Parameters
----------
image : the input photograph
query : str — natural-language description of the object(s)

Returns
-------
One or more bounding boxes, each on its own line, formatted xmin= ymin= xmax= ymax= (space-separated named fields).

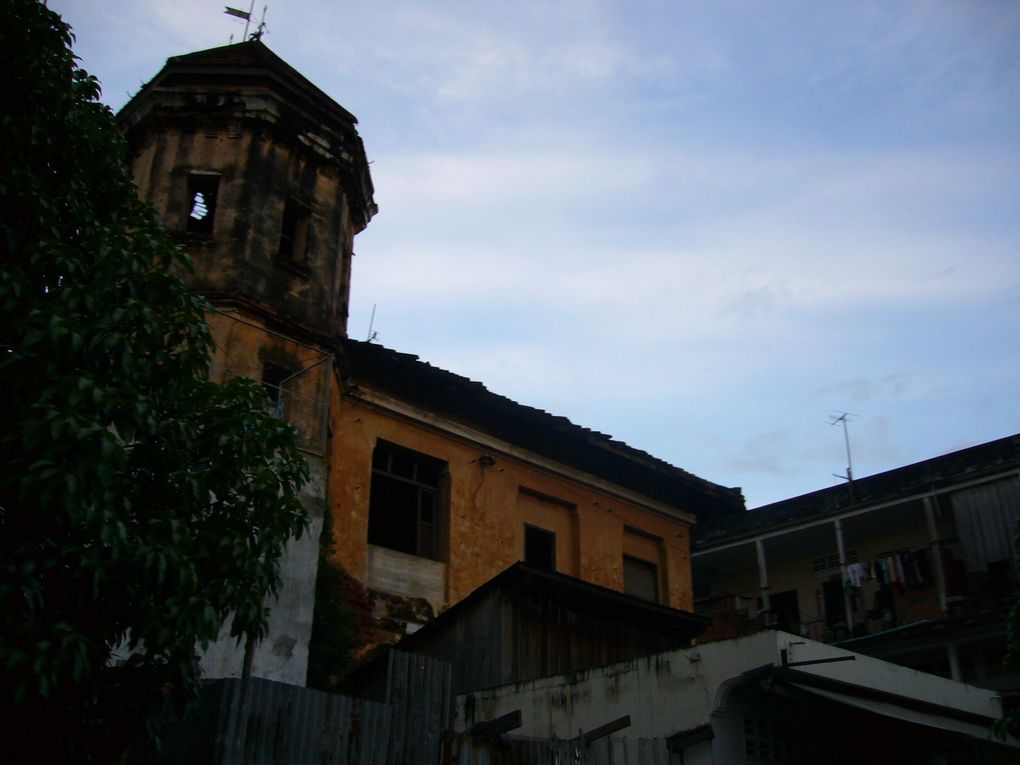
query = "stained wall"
xmin=327 ymin=391 xmax=696 ymax=622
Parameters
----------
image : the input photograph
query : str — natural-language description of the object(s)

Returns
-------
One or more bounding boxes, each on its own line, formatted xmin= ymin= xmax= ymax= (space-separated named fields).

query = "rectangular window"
xmin=524 ymin=525 xmax=556 ymax=572
xmin=368 ymin=440 xmax=445 ymax=560
xmin=277 ymin=198 xmax=310 ymax=267
xmin=811 ymin=550 xmax=857 ymax=573
xmin=185 ymin=174 xmax=219 ymax=235
xmin=623 ymin=555 xmax=659 ymax=603
xmin=260 ymin=362 xmax=291 ymax=419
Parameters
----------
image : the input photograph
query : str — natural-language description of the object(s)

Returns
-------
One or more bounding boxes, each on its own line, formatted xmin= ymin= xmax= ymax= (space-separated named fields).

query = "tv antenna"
xmin=366 ymin=304 xmax=379 ymax=343
xmin=829 ymin=412 xmax=858 ymax=497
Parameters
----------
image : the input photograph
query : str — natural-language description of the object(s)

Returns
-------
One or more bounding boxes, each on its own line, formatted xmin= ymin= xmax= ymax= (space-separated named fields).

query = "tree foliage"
xmin=0 ymin=0 xmax=310 ymax=757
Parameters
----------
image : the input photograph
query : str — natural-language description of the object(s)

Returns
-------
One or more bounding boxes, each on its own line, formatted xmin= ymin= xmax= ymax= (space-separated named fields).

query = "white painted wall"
xmin=198 ymin=455 xmax=326 ymax=686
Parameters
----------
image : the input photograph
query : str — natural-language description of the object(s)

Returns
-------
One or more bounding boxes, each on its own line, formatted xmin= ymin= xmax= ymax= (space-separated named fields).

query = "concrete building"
xmin=118 ymin=40 xmax=742 ymax=685
xmin=692 ymin=434 xmax=1020 ymax=692
xmin=454 ymin=629 xmax=1014 ymax=763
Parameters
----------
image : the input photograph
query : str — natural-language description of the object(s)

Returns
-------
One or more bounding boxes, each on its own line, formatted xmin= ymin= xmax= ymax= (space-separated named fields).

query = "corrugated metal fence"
xmin=445 ymin=735 xmax=672 ymax=764
xmin=386 ymin=649 xmax=451 ymax=764
xmin=137 ymin=650 xmax=450 ymax=764
xmin=138 ymin=650 xmax=670 ymax=764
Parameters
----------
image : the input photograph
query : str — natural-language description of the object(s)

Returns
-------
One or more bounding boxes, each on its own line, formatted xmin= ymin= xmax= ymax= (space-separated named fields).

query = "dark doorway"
xmin=769 ymin=589 xmax=800 ymax=633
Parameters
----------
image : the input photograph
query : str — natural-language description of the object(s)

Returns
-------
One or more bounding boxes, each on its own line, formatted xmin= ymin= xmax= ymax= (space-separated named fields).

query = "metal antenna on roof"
xmin=829 ymin=412 xmax=858 ymax=500
xmin=366 ymin=304 xmax=379 ymax=343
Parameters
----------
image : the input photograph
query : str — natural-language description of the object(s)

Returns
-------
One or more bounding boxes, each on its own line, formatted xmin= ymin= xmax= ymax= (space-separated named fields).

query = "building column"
xmin=925 ymin=496 xmax=948 ymax=615
xmin=834 ymin=519 xmax=854 ymax=629
xmin=947 ymin=641 xmax=962 ymax=682
xmin=755 ymin=539 xmax=770 ymax=614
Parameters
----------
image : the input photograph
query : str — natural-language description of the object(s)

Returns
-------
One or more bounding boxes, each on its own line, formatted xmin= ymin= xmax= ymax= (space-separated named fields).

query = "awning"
xmin=773 ymin=667 xmax=1004 ymax=744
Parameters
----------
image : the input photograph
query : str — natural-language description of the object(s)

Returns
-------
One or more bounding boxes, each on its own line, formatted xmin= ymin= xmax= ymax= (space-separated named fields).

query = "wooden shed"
xmin=352 ymin=562 xmax=709 ymax=699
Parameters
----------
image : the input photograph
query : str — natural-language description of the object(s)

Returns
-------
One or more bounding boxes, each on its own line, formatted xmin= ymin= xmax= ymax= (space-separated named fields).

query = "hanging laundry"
xmin=846 ymin=562 xmax=867 ymax=588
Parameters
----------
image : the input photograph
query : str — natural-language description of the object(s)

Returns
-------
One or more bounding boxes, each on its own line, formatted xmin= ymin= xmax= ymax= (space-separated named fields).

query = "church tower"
xmin=118 ymin=41 xmax=376 ymax=685
xmin=119 ymin=40 xmax=376 ymax=342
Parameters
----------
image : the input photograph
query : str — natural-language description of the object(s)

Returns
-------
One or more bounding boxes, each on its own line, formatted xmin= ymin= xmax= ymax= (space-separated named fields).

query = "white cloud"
xmin=49 ymin=0 xmax=1020 ymax=506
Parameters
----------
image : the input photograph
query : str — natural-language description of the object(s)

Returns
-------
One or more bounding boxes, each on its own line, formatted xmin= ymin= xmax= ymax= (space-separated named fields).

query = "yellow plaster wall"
xmin=517 ymin=490 xmax=579 ymax=577
xmin=329 ymin=394 xmax=696 ymax=612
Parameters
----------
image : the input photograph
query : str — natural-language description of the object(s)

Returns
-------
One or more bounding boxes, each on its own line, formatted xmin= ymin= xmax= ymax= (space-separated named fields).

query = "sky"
xmin=52 ymin=0 xmax=1020 ymax=508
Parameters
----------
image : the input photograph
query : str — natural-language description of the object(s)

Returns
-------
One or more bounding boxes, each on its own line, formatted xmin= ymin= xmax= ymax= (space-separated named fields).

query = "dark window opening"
xmin=186 ymin=174 xmax=219 ymax=235
xmin=261 ymin=362 xmax=291 ymax=418
xmin=623 ymin=555 xmax=659 ymax=603
xmin=823 ymin=578 xmax=844 ymax=622
xmin=277 ymin=199 xmax=310 ymax=267
xmin=524 ymin=525 xmax=556 ymax=572
xmin=368 ymin=440 xmax=445 ymax=560
xmin=768 ymin=589 xmax=800 ymax=633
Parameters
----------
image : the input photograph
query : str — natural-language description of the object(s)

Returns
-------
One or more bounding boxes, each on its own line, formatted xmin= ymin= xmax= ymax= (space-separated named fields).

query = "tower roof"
xmin=159 ymin=40 xmax=360 ymax=127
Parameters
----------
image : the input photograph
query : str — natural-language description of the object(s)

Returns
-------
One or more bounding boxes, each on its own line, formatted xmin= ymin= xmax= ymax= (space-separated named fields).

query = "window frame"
xmin=523 ymin=524 xmax=557 ymax=572
xmin=623 ymin=554 xmax=660 ymax=604
xmin=367 ymin=440 xmax=446 ymax=561
xmin=276 ymin=197 xmax=311 ymax=274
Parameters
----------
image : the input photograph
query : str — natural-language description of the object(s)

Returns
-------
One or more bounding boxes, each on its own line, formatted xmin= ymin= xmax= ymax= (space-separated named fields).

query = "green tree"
xmin=0 ymin=0 xmax=310 ymax=758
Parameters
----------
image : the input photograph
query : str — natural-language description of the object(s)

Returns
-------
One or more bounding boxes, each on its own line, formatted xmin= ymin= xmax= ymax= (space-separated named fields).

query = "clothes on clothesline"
xmin=844 ymin=549 xmax=931 ymax=589
xmin=845 ymin=562 xmax=867 ymax=588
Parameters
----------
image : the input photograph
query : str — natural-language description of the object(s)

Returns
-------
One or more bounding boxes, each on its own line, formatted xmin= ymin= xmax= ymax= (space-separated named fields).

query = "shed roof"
xmin=400 ymin=562 xmax=711 ymax=648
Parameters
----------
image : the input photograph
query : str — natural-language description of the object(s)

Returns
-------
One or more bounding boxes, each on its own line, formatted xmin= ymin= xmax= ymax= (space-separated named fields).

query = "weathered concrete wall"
xmin=328 ymin=392 xmax=696 ymax=622
xmin=198 ymin=455 xmax=325 ymax=686
xmin=126 ymin=103 xmax=357 ymax=340
xmin=195 ymin=312 xmax=331 ymax=686
xmin=455 ymin=630 xmax=1007 ymax=763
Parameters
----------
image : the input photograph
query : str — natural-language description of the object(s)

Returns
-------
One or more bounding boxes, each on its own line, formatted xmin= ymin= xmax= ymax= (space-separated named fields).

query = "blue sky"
xmin=53 ymin=0 xmax=1020 ymax=508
